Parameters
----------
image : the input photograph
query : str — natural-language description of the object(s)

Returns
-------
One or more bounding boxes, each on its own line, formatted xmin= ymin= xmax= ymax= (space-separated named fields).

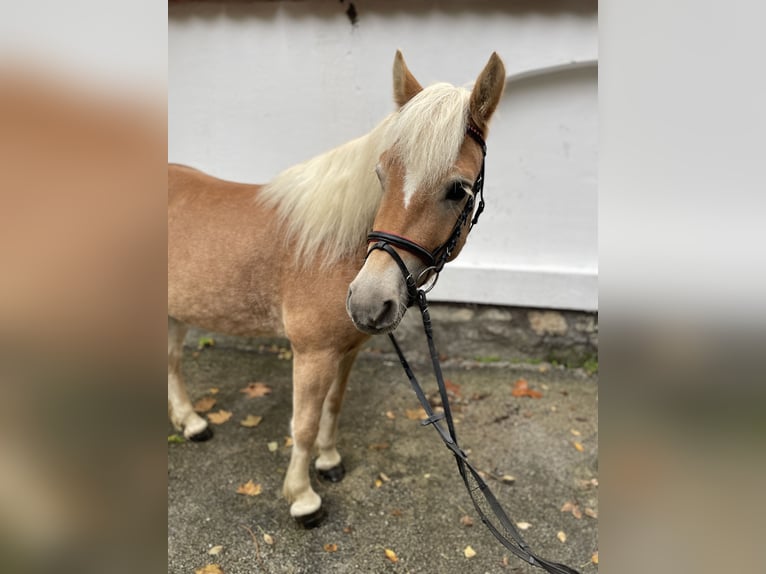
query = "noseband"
xmin=366 ymin=124 xmax=487 ymax=305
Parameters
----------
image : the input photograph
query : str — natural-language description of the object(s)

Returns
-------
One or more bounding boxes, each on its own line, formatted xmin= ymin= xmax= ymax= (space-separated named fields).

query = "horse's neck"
xmin=262 ymin=114 xmax=396 ymax=267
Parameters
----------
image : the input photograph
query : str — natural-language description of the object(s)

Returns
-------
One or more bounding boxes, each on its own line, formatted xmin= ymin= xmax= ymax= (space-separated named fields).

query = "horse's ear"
xmin=469 ymin=52 xmax=506 ymax=134
xmin=393 ymin=50 xmax=423 ymax=108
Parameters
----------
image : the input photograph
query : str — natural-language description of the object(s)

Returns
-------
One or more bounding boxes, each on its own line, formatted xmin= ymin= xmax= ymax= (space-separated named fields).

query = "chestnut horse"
xmin=168 ymin=51 xmax=505 ymax=526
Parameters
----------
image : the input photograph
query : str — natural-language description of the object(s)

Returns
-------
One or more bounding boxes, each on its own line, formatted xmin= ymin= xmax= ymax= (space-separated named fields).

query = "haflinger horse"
xmin=168 ymin=51 xmax=505 ymax=527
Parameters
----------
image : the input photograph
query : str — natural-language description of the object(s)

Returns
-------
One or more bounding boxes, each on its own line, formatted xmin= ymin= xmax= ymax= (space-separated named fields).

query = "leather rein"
xmin=365 ymin=125 xmax=582 ymax=574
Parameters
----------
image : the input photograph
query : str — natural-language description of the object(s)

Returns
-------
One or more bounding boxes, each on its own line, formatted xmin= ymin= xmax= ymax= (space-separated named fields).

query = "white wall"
xmin=169 ymin=0 xmax=598 ymax=311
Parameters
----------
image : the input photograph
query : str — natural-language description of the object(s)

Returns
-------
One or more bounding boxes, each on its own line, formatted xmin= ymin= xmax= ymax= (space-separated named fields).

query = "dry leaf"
xmin=592 ymin=551 xmax=599 ymax=564
xmin=573 ymin=441 xmax=585 ymax=452
xmin=374 ymin=479 xmax=382 ymax=488
xmin=239 ymin=415 xmax=263 ymax=428
xmin=390 ymin=509 xmax=402 ymax=517
xmin=501 ymin=474 xmax=516 ymax=484
xmin=209 ymin=387 xmax=220 ymax=395
xmin=195 ymin=565 xmax=224 ymax=574
xmin=584 ymin=507 xmax=598 ymax=519
xmin=405 ymin=407 xmax=428 ymax=420
xmin=343 ymin=526 xmax=353 ymax=533
xmin=194 ymin=396 xmax=217 ymax=413
xmin=267 ymin=441 xmax=278 ymax=452
xmin=240 ymin=382 xmax=272 ymax=399
xmin=236 ymin=480 xmax=262 ymax=496
xmin=464 ymin=545 xmax=476 ymax=558
xmin=444 ymin=379 xmax=462 ymax=396
xmin=460 ymin=515 xmax=474 ymax=527
xmin=284 ymin=436 xmax=293 ymax=447
xmin=263 ymin=533 xmax=274 ymax=545
xmin=502 ymin=555 xmax=510 ymax=567
xmin=516 ymin=522 xmax=531 ymax=530
xmin=208 ymin=546 xmax=223 ymax=556
xmin=384 ymin=548 xmax=398 ymax=563
xmin=368 ymin=442 xmax=390 ymax=450
xmin=323 ymin=543 xmax=338 ymax=553
xmin=379 ymin=472 xmax=390 ymax=482
xmin=511 ymin=379 xmax=543 ymax=399
xmin=570 ymin=429 xmax=581 ymax=436
xmin=557 ymin=531 xmax=567 ymax=543
xmin=385 ymin=410 xmax=396 ymax=420
xmin=561 ymin=501 xmax=583 ymax=519
xmin=207 ymin=410 xmax=233 ymax=425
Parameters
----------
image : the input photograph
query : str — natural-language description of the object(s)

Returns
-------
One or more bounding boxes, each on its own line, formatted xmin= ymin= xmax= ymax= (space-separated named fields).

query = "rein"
xmin=366 ymin=126 xmax=582 ymax=574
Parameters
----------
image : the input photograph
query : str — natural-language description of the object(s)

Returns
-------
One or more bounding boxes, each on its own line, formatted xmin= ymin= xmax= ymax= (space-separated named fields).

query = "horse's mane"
xmin=258 ymin=83 xmax=470 ymax=267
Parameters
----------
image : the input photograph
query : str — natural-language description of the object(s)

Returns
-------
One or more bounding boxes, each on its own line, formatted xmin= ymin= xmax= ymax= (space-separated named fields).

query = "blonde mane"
xmin=258 ymin=82 xmax=471 ymax=267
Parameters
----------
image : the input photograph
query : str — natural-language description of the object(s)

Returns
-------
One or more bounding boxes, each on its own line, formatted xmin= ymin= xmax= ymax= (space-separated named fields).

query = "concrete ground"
xmin=168 ymin=336 xmax=598 ymax=574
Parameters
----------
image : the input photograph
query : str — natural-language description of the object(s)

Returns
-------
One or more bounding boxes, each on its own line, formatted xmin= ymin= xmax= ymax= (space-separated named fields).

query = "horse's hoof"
xmin=317 ymin=463 xmax=346 ymax=483
xmin=294 ymin=507 xmax=325 ymax=529
xmin=188 ymin=426 xmax=214 ymax=442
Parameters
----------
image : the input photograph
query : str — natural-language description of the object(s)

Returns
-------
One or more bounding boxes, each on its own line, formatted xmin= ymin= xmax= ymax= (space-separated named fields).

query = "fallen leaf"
xmin=464 ymin=545 xmax=476 ymax=558
xmin=384 ymin=548 xmax=398 ymax=563
xmin=236 ymin=480 xmax=262 ymax=496
xmin=511 ymin=379 xmax=543 ymax=399
xmin=557 ymin=531 xmax=567 ymax=543
xmin=208 ymin=545 xmax=223 ymax=556
xmin=368 ymin=442 xmax=390 ymax=450
xmin=460 ymin=515 xmax=474 ymax=527
xmin=516 ymin=522 xmax=531 ymax=530
xmin=239 ymin=415 xmax=263 ymax=428
xmin=343 ymin=526 xmax=353 ymax=533
xmin=323 ymin=543 xmax=338 ymax=553
xmin=263 ymin=533 xmax=274 ymax=545
xmin=167 ymin=434 xmax=185 ymax=444
xmin=570 ymin=429 xmax=582 ymax=436
xmin=385 ymin=411 xmax=396 ymax=419
xmin=374 ymin=479 xmax=382 ymax=488
xmin=573 ymin=441 xmax=585 ymax=452
xmin=240 ymin=382 xmax=272 ymax=398
xmin=584 ymin=507 xmax=598 ymax=519
xmin=195 ymin=565 xmax=223 ymax=574
xmin=378 ymin=472 xmax=390 ymax=483
xmin=284 ymin=436 xmax=293 ymax=447
xmin=501 ymin=474 xmax=516 ymax=484
xmin=444 ymin=379 xmax=462 ymax=396
xmin=405 ymin=407 xmax=428 ymax=420
xmin=592 ymin=551 xmax=599 ymax=564
xmin=561 ymin=501 xmax=583 ymax=519
xmin=197 ymin=337 xmax=215 ymax=350
xmin=267 ymin=441 xmax=278 ymax=452
xmin=390 ymin=509 xmax=402 ymax=517
xmin=194 ymin=396 xmax=217 ymax=413
xmin=207 ymin=410 xmax=233 ymax=425
xmin=502 ymin=555 xmax=510 ymax=567
xmin=209 ymin=387 xmax=220 ymax=395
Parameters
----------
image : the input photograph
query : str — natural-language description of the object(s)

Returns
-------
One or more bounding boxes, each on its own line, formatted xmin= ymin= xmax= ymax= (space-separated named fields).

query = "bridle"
xmin=363 ymin=124 xmax=583 ymax=574
xmin=366 ymin=123 xmax=487 ymax=306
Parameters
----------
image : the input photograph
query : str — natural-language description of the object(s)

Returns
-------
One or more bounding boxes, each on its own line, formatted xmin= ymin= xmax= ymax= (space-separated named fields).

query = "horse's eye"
xmin=445 ymin=181 xmax=467 ymax=201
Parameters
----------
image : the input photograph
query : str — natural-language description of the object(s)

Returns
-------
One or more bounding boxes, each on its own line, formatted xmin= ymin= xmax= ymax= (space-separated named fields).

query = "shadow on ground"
xmin=168 ymin=340 xmax=598 ymax=574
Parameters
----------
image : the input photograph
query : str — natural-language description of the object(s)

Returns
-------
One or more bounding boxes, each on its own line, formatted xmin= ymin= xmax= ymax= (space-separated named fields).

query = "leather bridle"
xmin=364 ymin=123 xmax=583 ymax=574
xmin=366 ymin=124 xmax=487 ymax=305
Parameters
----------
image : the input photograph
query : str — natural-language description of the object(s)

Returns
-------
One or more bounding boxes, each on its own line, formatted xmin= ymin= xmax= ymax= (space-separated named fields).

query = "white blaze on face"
xmin=402 ymin=169 xmax=421 ymax=209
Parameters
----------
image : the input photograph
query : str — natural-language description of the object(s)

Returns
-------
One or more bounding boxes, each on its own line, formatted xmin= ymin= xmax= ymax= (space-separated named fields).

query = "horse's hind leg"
xmin=168 ymin=316 xmax=212 ymax=441
xmin=314 ymin=348 xmax=360 ymax=483
xmin=283 ymin=348 xmax=340 ymax=528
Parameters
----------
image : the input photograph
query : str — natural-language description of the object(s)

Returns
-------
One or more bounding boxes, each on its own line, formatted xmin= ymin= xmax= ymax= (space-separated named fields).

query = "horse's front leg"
xmin=283 ymin=348 xmax=340 ymax=528
xmin=314 ymin=349 xmax=359 ymax=482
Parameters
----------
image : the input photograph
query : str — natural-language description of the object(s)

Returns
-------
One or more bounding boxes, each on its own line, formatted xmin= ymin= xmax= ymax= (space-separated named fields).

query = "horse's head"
xmin=347 ymin=51 xmax=505 ymax=334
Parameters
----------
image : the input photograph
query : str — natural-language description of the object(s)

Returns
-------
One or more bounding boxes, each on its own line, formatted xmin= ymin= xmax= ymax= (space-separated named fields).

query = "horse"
xmin=168 ymin=51 xmax=505 ymax=527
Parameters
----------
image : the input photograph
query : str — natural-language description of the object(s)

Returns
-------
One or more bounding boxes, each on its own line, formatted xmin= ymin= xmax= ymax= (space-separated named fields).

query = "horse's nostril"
xmin=374 ymin=299 xmax=395 ymax=324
